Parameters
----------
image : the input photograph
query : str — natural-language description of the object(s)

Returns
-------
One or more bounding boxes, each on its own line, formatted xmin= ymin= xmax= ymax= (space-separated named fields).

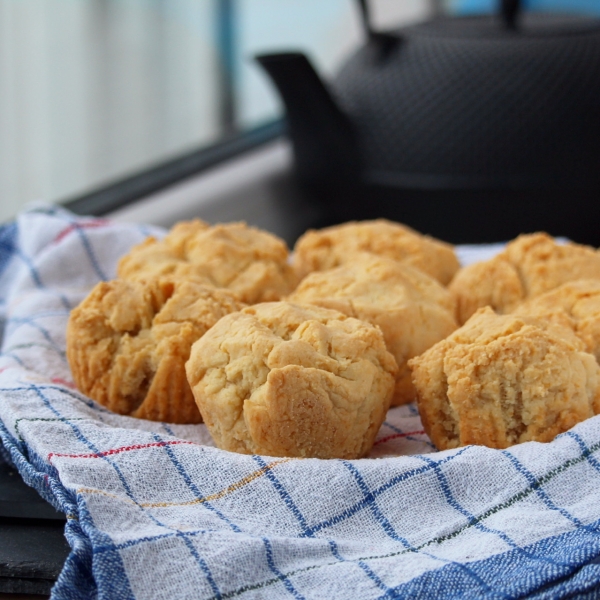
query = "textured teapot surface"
xmin=332 ymin=13 xmax=600 ymax=190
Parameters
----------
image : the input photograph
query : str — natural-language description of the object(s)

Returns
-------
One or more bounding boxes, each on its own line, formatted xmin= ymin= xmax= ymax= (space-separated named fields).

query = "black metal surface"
xmin=0 ymin=463 xmax=68 ymax=595
xmin=500 ymin=0 xmax=522 ymax=29
xmin=334 ymin=13 xmax=600 ymax=189
xmin=260 ymin=12 xmax=600 ymax=246
xmin=63 ymin=119 xmax=285 ymax=218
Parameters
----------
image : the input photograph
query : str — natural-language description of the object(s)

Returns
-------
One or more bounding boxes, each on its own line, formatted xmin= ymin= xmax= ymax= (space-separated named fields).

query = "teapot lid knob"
xmin=500 ymin=0 xmax=522 ymax=30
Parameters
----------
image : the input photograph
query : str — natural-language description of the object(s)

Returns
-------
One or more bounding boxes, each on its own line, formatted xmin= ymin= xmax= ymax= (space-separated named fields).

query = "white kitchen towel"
xmin=1 ymin=205 xmax=599 ymax=599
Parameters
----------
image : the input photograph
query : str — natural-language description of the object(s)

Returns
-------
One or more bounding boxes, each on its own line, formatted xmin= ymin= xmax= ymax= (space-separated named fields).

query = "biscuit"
xmin=185 ymin=302 xmax=398 ymax=458
xmin=287 ymin=254 xmax=458 ymax=405
xmin=515 ymin=279 xmax=600 ymax=363
xmin=449 ymin=233 xmax=600 ymax=324
xmin=118 ymin=219 xmax=298 ymax=304
xmin=449 ymin=257 xmax=525 ymax=326
xmin=293 ymin=219 xmax=460 ymax=285
xmin=409 ymin=307 xmax=600 ymax=450
xmin=67 ymin=278 xmax=245 ymax=423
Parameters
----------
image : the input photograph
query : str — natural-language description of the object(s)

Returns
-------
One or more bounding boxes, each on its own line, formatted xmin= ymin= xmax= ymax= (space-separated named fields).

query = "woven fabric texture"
xmin=0 ymin=206 xmax=599 ymax=600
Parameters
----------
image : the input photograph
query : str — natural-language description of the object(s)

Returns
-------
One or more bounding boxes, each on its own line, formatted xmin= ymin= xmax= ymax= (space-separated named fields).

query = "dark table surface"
xmin=0 ymin=462 xmax=70 ymax=596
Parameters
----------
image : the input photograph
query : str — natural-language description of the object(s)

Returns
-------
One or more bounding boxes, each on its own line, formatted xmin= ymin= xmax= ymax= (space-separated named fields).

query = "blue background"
xmin=452 ymin=0 xmax=600 ymax=15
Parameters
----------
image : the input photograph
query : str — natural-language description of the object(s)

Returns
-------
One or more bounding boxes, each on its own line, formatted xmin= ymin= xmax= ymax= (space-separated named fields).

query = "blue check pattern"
xmin=1 ymin=206 xmax=600 ymax=599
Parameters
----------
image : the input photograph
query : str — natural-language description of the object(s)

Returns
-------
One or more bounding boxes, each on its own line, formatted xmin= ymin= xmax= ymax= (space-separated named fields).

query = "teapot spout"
xmin=255 ymin=52 xmax=361 ymax=215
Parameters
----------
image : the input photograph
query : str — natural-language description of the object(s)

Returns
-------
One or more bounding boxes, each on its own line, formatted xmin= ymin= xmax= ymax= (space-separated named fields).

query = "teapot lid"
xmin=332 ymin=9 xmax=600 ymax=191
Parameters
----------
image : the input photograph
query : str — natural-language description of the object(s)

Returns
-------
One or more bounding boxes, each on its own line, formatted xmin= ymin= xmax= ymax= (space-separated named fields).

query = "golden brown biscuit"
xmin=409 ymin=307 xmax=600 ymax=450
xmin=449 ymin=233 xmax=600 ymax=324
xmin=118 ymin=219 xmax=298 ymax=304
xmin=449 ymin=257 xmax=525 ymax=326
xmin=293 ymin=219 xmax=460 ymax=285
xmin=515 ymin=279 xmax=600 ymax=363
xmin=185 ymin=302 xmax=398 ymax=458
xmin=287 ymin=253 xmax=458 ymax=405
xmin=67 ymin=278 xmax=245 ymax=423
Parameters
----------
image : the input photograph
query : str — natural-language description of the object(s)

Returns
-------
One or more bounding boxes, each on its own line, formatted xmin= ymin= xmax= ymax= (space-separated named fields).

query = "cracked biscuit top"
xmin=185 ymin=301 xmax=398 ymax=458
xmin=409 ymin=307 xmax=600 ymax=451
xmin=449 ymin=233 xmax=600 ymax=325
xmin=287 ymin=253 xmax=457 ymax=406
xmin=117 ymin=219 xmax=298 ymax=304
xmin=292 ymin=219 xmax=460 ymax=285
xmin=67 ymin=278 xmax=244 ymax=423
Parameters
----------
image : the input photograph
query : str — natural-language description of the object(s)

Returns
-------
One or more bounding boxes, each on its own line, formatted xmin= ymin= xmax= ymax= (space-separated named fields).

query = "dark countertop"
xmin=0 ymin=462 xmax=70 ymax=596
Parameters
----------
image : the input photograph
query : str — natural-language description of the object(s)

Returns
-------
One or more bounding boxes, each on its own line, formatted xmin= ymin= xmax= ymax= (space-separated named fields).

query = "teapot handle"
xmin=361 ymin=0 xmax=522 ymax=32
xmin=356 ymin=0 xmax=375 ymax=42
xmin=353 ymin=0 xmax=402 ymax=58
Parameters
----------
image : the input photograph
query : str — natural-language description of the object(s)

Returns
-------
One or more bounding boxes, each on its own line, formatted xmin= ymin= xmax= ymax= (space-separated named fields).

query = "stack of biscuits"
xmin=412 ymin=233 xmax=600 ymax=451
xmin=67 ymin=220 xmax=600 ymax=458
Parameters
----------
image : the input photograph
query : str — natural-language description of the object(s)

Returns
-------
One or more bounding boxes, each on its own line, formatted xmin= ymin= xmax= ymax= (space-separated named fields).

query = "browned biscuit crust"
xmin=67 ymin=278 xmax=245 ymax=423
xmin=515 ymin=279 xmax=600 ymax=364
xmin=409 ymin=307 xmax=600 ymax=450
xmin=292 ymin=219 xmax=460 ymax=285
xmin=185 ymin=302 xmax=398 ymax=458
xmin=287 ymin=254 xmax=457 ymax=406
xmin=118 ymin=220 xmax=298 ymax=304
xmin=449 ymin=257 xmax=525 ymax=326
xmin=449 ymin=233 xmax=600 ymax=324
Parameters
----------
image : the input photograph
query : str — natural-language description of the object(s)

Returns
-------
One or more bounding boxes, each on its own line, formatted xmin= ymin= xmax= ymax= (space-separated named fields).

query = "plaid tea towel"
xmin=0 ymin=205 xmax=599 ymax=599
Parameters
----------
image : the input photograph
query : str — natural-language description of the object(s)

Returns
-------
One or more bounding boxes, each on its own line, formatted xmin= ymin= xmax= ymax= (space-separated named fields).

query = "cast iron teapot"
xmin=257 ymin=0 xmax=600 ymax=244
